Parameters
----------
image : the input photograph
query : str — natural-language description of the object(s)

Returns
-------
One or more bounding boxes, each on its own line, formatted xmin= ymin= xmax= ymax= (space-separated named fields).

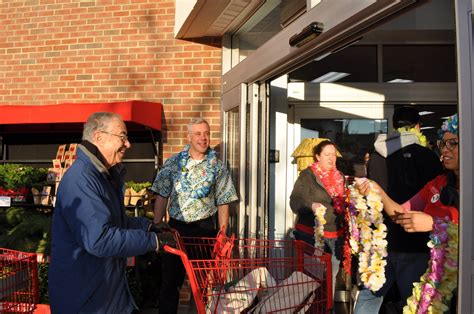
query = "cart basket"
xmin=164 ymin=232 xmax=332 ymax=313
xmin=0 ymin=248 xmax=39 ymax=313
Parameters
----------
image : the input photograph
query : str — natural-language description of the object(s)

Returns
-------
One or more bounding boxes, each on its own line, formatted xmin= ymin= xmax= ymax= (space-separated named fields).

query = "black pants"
xmin=159 ymin=216 xmax=217 ymax=314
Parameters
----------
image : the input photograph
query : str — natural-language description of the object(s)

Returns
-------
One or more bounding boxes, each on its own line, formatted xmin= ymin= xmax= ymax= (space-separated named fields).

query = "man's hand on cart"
xmin=149 ymin=222 xmax=173 ymax=233
xmin=154 ymin=231 xmax=177 ymax=252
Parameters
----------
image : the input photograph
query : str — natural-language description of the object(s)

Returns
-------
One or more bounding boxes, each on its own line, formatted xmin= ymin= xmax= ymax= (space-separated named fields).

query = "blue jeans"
xmin=354 ymin=251 xmax=429 ymax=314
xmin=293 ymin=230 xmax=342 ymax=298
xmin=354 ymin=288 xmax=384 ymax=314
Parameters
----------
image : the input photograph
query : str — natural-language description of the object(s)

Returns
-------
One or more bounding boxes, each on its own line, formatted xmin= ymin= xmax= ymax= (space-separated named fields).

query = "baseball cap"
xmin=393 ymin=106 xmax=420 ymax=128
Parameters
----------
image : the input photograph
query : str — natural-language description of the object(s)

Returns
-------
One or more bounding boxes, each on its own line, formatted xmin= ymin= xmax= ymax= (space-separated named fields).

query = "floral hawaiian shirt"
xmin=150 ymin=146 xmax=238 ymax=222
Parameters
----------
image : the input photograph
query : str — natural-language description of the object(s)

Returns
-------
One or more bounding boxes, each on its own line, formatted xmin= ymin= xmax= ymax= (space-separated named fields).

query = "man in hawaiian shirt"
xmin=151 ymin=117 xmax=238 ymax=314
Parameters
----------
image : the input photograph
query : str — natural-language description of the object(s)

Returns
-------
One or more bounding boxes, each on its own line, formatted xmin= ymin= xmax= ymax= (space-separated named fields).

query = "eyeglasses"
xmin=101 ymin=131 xmax=129 ymax=143
xmin=438 ymin=138 xmax=458 ymax=151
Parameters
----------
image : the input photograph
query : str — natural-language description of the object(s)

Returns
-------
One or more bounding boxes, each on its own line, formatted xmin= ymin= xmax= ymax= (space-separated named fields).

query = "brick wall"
xmin=0 ymin=0 xmax=223 ymax=159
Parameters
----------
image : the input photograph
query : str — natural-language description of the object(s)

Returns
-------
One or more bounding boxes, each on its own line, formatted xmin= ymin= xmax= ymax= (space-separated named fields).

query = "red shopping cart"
xmin=0 ymin=248 xmax=39 ymax=313
xmin=164 ymin=232 xmax=332 ymax=313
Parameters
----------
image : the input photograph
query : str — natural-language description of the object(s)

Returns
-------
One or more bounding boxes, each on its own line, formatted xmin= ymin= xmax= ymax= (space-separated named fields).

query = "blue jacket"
xmin=49 ymin=144 xmax=157 ymax=314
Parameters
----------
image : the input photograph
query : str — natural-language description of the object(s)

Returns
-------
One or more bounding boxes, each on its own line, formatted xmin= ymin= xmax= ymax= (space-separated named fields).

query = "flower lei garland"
xmin=404 ymin=217 xmax=458 ymax=314
xmin=313 ymin=204 xmax=327 ymax=248
xmin=311 ymin=162 xmax=345 ymax=214
xmin=348 ymin=181 xmax=387 ymax=292
xmin=177 ymin=145 xmax=218 ymax=199
xmin=438 ymin=113 xmax=458 ymax=137
xmin=311 ymin=162 xmax=353 ymax=273
xmin=398 ymin=127 xmax=428 ymax=147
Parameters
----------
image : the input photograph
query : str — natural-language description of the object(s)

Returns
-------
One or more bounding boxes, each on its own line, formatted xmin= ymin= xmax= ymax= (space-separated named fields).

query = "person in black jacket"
xmin=354 ymin=106 xmax=443 ymax=313
xmin=290 ymin=140 xmax=346 ymax=300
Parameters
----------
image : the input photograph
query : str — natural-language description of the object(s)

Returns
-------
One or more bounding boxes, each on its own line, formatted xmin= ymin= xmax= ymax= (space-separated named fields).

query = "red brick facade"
xmin=0 ymin=0 xmax=223 ymax=159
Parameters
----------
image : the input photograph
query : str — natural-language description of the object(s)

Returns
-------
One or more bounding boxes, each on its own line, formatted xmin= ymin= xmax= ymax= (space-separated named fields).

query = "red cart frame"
xmin=0 ymin=248 xmax=39 ymax=313
xmin=165 ymin=233 xmax=332 ymax=313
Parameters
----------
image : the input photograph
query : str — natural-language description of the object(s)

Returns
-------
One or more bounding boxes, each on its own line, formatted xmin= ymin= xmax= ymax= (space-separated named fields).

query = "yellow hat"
xmin=291 ymin=138 xmax=342 ymax=171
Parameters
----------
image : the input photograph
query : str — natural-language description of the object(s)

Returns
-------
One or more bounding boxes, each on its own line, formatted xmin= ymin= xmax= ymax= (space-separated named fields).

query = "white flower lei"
xmin=313 ymin=204 xmax=327 ymax=248
xmin=349 ymin=181 xmax=388 ymax=292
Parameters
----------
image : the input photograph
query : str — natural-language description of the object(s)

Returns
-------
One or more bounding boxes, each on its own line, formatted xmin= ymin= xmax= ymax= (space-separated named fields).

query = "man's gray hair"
xmin=82 ymin=112 xmax=122 ymax=141
xmin=187 ymin=117 xmax=209 ymax=134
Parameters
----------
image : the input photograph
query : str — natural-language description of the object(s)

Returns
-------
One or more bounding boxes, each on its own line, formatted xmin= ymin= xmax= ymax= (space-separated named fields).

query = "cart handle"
xmin=162 ymin=229 xmax=186 ymax=256
xmin=163 ymin=244 xmax=185 ymax=256
xmin=213 ymin=227 xmax=235 ymax=259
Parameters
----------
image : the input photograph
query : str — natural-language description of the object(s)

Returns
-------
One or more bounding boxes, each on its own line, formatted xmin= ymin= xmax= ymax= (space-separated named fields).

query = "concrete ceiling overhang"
xmin=175 ymin=0 xmax=264 ymax=39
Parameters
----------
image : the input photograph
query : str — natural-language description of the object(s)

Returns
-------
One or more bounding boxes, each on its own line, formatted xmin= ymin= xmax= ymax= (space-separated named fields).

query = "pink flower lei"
xmin=311 ymin=162 xmax=345 ymax=214
xmin=404 ymin=216 xmax=458 ymax=314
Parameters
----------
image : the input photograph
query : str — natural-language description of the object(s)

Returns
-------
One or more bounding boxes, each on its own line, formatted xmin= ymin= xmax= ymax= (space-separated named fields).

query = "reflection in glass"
xmin=225 ymin=107 xmax=240 ymax=236
xmin=383 ymin=45 xmax=456 ymax=82
xmin=231 ymin=0 xmax=305 ymax=66
xmin=289 ymin=46 xmax=378 ymax=83
xmin=301 ymin=119 xmax=388 ymax=177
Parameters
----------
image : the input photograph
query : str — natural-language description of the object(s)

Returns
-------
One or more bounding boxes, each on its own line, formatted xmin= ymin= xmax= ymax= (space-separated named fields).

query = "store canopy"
xmin=0 ymin=100 xmax=162 ymax=131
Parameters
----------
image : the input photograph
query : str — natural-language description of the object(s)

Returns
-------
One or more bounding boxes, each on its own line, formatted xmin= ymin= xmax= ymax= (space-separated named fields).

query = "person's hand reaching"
xmin=311 ymin=202 xmax=326 ymax=214
xmin=393 ymin=210 xmax=434 ymax=232
xmin=354 ymin=178 xmax=381 ymax=196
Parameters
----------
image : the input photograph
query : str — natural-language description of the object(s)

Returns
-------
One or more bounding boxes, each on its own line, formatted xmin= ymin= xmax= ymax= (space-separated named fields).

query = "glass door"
xmin=222 ymin=84 xmax=247 ymax=237
xmin=223 ymin=106 xmax=241 ymax=236
xmin=290 ymin=104 xmax=391 ymax=184
xmin=292 ymin=103 xmax=456 ymax=178
xmin=298 ymin=116 xmax=388 ymax=177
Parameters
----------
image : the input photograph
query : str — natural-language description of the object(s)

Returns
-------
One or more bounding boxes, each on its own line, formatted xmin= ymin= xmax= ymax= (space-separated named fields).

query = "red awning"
xmin=0 ymin=100 xmax=162 ymax=131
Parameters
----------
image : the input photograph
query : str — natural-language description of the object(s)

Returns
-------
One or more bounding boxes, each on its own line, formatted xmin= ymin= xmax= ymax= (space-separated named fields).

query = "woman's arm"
xmin=355 ymin=178 xmax=405 ymax=218
xmin=394 ymin=183 xmax=434 ymax=232
xmin=290 ymin=170 xmax=316 ymax=215
xmin=356 ymin=178 xmax=434 ymax=232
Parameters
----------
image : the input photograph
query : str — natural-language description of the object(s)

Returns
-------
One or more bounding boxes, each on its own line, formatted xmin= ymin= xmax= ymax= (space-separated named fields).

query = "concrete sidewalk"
xmin=138 ymin=303 xmax=197 ymax=314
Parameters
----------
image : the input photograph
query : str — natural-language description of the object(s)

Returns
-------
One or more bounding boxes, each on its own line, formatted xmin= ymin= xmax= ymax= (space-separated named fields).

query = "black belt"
xmin=169 ymin=216 xmax=214 ymax=226
xmin=169 ymin=216 xmax=216 ymax=238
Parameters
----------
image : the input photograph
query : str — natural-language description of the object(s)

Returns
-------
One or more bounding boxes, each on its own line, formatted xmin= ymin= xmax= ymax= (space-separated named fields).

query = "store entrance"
xmin=282 ymin=101 xmax=456 ymax=313
xmin=292 ymin=103 xmax=456 ymax=178
xmin=293 ymin=105 xmax=389 ymax=177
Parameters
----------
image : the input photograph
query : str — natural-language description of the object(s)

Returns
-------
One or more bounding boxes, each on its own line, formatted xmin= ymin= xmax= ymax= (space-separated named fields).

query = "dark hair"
xmin=393 ymin=106 xmax=420 ymax=129
xmin=313 ymin=140 xmax=336 ymax=160
xmin=440 ymin=171 xmax=459 ymax=208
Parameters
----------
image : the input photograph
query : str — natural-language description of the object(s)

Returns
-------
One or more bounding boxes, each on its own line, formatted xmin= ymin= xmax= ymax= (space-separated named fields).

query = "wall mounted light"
xmin=289 ymin=22 xmax=324 ymax=48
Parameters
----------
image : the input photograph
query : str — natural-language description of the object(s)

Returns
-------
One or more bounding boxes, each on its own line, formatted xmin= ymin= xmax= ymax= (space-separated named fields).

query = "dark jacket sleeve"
xmin=125 ymin=215 xmax=152 ymax=231
xmin=290 ymin=169 xmax=315 ymax=215
xmin=415 ymin=147 xmax=444 ymax=184
xmin=367 ymin=152 xmax=388 ymax=190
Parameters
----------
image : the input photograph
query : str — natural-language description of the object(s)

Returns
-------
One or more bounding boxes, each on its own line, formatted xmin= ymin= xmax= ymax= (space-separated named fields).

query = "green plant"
xmin=125 ymin=181 xmax=151 ymax=193
xmin=0 ymin=164 xmax=48 ymax=190
xmin=0 ymin=207 xmax=51 ymax=254
xmin=38 ymin=262 xmax=49 ymax=304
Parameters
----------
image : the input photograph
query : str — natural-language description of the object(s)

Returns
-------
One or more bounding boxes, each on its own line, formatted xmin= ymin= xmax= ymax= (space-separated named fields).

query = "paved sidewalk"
xmin=138 ymin=303 xmax=197 ymax=314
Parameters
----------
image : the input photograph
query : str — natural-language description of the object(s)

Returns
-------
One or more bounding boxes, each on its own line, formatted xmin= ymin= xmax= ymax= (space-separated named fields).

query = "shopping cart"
xmin=0 ymin=248 xmax=39 ymax=313
xmin=164 ymin=231 xmax=332 ymax=313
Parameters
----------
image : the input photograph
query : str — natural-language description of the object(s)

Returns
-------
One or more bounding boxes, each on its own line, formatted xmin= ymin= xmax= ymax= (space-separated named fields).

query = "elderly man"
xmin=49 ymin=112 xmax=174 ymax=314
xmin=151 ymin=117 xmax=238 ymax=313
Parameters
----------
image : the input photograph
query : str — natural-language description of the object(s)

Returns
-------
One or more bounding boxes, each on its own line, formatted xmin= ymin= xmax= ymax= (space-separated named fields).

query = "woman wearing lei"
xmin=356 ymin=114 xmax=459 ymax=314
xmin=290 ymin=140 xmax=349 ymax=300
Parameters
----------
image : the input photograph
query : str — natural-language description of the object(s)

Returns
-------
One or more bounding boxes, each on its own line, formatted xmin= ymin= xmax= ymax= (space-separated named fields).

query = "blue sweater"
xmin=49 ymin=145 xmax=157 ymax=313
